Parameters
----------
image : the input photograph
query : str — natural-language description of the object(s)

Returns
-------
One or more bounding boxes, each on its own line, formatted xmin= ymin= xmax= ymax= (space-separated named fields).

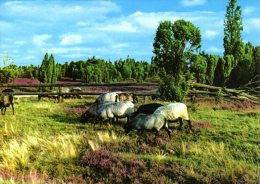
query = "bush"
xmin=159 ymin=74 xmax=190 ymax=102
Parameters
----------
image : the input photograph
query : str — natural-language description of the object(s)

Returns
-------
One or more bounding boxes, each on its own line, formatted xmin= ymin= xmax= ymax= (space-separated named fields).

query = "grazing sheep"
xmin=81 ymin=101 xmax=134 ymax=124
xmin=69 ymin=87 xmax=82 ymax=98
xmin=154 ymin=103 xmax=192 ymax=130
xmin=130 ymin=103 xmax=163 ymax=119
xmin=124 ymin=113 xmax=172 ymax=137
xmin=94 ymin=92 xmax=121 ymax=104
xmin=0 ymin=89 xmax=14 ymax=115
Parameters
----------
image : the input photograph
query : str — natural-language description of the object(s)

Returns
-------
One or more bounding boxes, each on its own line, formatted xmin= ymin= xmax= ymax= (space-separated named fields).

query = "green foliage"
xmin=153 ymin=20 xmax=201 ymax=76
xmin=0 ymin=68 xmax=18 ymax=83
xmin=60 ymin=57 xmax=151 ymax=83
xmin=224 ymin=0 xmax=243 ymax=60
xmin=214 ymin=55 xmax=236 ymax=86
xmin=228 ymin=42 xmax=255 ymax=86
xmin=158 ymin=74 xmax=190 ymax=102
xmin=153 ymin=20 xmax=201 ymax=101
xmin=38 ymin=53 xmax=58 ymax=88
xmin=190 ymin=54 xmax=207 ymax=83
xmin=18 ymin=65 xmax=39 ymax=79
xmin=253 ymin=46 xmax=260 ymax=76
xmin=0 ymin=64 xmax=18 ymax=83
xmin=215 ymin=89 xmax=224 ymax=104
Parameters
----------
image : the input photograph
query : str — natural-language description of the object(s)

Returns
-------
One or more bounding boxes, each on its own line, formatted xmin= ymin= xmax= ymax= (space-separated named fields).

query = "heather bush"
xmin=81 ymin=148 xmax=194 ymax=183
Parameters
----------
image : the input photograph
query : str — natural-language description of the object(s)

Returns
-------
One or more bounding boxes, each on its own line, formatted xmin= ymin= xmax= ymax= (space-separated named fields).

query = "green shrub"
xmin=159 ymin=74 xmax=190 ymax=102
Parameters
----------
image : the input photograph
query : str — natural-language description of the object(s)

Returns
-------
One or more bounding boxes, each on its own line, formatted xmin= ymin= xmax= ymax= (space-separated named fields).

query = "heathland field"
xmin=0 ymin=97 xmax=259 ymax=183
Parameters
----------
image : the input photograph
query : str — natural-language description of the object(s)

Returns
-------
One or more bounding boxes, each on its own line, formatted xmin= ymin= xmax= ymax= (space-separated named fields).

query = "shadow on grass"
xmin=48 ymin=114 xmax=81 ymax=125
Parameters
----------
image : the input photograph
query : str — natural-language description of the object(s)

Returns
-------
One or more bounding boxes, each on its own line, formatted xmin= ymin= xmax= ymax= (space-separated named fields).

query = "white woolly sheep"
xmin=124 ymin=113 xmax=172 ymax=137
xmin=81 ymin=101 xmax=134 ymax=124
xmin=94 ymin=92 xmax=122 ymax=104
xmin=153 ymin=103 xmax=192 ymax=130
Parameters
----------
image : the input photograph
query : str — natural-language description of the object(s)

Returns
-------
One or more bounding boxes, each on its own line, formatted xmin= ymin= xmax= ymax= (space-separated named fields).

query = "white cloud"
xmin=129 ymin=11 xmax=180 ymax=30
xmin=244 ymin=18 xmax=260 ymax=32
xmin=14 ymin=41 xmax=25 ymax=45
xmin=243 ymin=6 xmax=256 ymax=16
xmin=2 ymin=1 xmax=120 ymax=21
xmin=33 ymin=34 xmax=52 ymax=46
xmin=23 ymin=55 xmax=36 ymax=60
xmin=204 ymin=30 xmax=219 ymax=40
xmin=102 ymin=21 xmax=137 ymax=32
xmin=181 ymin=0 xmax=206 ymax=6
xmin=0 ymin=21 xmax=12 ymax=29
xmin=249 ymin=18 xmax=260 ymax=29
xmin=60 ymin=34 xmax=82 ymax=46
xmin=43 ymin=47 xmax=92 ymax=55
xmin=206 ymin=46 xmax=223 ymax=53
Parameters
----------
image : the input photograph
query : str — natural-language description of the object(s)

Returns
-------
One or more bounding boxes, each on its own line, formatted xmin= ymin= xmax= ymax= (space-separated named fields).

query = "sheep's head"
xmin=80 ymin=110 xmax=96 ymax=123
xmin=124 ymin=124 xmax=132 ymax=134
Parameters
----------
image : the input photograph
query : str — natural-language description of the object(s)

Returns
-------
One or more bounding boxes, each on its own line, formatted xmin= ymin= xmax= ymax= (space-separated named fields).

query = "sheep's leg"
xmin=3 ymin=107 xmax=6 ymax=115
xmin=155 ymin=130 xmax=160 ymax=136
xmin=164 ymin=126 xmax=172 ymax=138
xmin=0 ymin=108 xmax=3 ymax=115
xmin=178 ymin=118 xmax=183 ymax=130
xmin=126 ymin=115 xmax=130 ymax=123
xmin=164 ymin=120 xmax=172 ymax=138
xmin=112 ymin=117 xmax=115 ymax=124
xmin=137 ymin=129 xmax=144 ymax=135
xmin=187 ymin=120 xmax=192 ymax=131
xmin=11 ymin=103 xmax=14 ymax=115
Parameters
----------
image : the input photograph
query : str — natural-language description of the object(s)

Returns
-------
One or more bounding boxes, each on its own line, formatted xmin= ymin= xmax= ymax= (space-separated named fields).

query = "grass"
xmin=0 ymin=97 xmax=260 ymax=183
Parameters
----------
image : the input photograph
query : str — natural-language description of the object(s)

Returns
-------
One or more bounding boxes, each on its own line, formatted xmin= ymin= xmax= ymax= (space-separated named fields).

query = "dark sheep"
xmin=130 ymin=103 xmax=163 ymax=119
xmin=0 ymin=88 xmax=14 ymax=115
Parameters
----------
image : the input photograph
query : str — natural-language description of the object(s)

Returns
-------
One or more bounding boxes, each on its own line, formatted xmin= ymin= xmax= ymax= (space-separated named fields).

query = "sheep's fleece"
xmin=96 ymin=92 xmax=122 ymax=103
xmin=154 ymin=103 xmax=189 ymax=121
xmin=130 ymin=113 xmax=166 ymax=131
xmin=88 ymin=101 xmax=134 ymax=119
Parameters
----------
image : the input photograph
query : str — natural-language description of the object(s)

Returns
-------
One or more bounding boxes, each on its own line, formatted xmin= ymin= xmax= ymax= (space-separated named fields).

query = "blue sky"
xmin=0 ymin=0 xmax=260 ymax=66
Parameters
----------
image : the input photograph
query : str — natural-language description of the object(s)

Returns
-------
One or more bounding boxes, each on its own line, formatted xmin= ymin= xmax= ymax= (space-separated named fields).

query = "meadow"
xmin=0 ymin=96 xmax=259 ymax=183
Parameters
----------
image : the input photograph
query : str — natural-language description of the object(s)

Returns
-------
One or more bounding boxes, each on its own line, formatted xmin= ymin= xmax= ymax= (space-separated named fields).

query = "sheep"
xmin=81 ymin=101 xmax=134 ymax=124
xmin=69 ymin=87 xmax=82 ymax=98
xmin=124 ymin=113 xmax=172 ymax=137
xmin=94 ymin=92 xmax=138 ymax=104
xmin=130 ymin=103 xmax=163 ymax=119
xmin=94 ymin=92 xmax=121 ymax=104
xmin=0 ymin=88 xmax=14 ymax=115
xmin=153 ymin=103 xmax=192 ymax=131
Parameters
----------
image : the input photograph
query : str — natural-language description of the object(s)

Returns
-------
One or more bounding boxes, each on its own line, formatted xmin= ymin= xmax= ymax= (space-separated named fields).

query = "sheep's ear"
xmin=115 ymin=95 xmax=119 ymax=102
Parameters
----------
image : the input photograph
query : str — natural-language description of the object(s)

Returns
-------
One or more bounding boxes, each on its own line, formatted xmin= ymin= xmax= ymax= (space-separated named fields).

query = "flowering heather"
xmin=13 ymin=78 xmax=40 ymax=84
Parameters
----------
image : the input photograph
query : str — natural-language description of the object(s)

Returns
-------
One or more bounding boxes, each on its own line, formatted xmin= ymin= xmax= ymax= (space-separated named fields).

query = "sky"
xmin=0 ymin=0 xmax=260 ymax=66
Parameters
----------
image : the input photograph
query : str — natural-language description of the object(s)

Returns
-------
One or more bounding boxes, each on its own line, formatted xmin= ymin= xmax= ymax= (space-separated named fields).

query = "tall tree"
xmin=228 ymin=42 xmax=255 ymax=86
xmin=214 ymin=55 xmax=236 ymax=86
xmin=153 ymin=20 xmax=201 ymax=76
xmin=38 ymin=53 xmax=57 ymax=89
xmin=254 ymin=46 xmax=260 ymax=76
xmin=223 ymin=0 xmax=243 ymax=60
xmin=153 ymin=19 xmax=201 ymax=101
